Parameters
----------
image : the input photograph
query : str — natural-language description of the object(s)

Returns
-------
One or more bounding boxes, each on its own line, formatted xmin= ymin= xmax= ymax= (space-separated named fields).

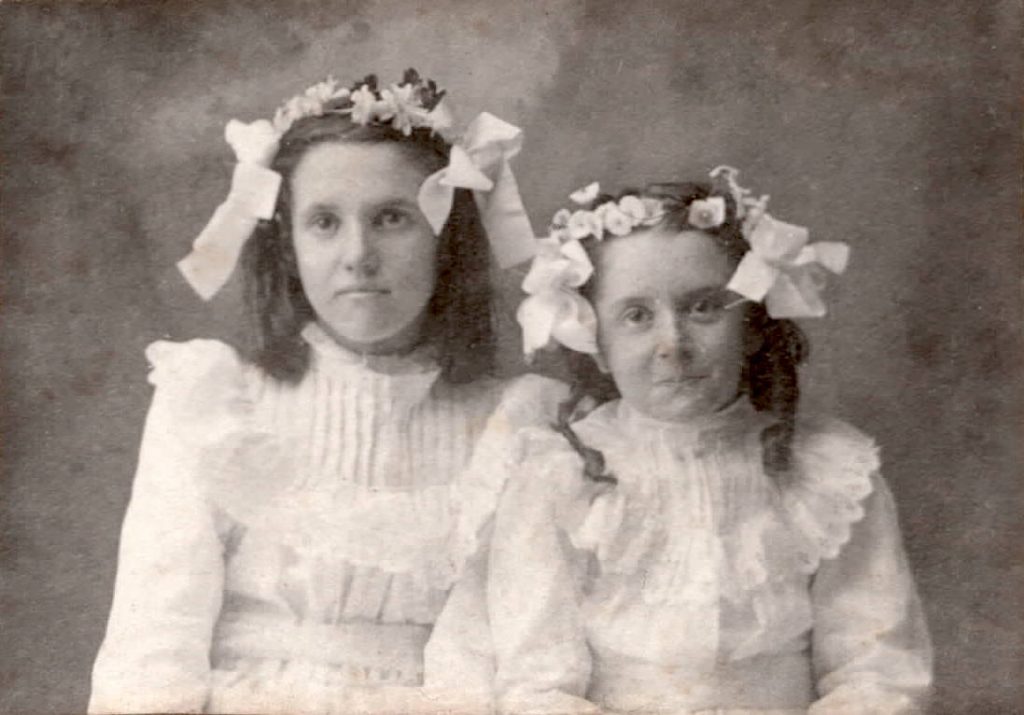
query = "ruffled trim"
xmin=144 ymin=338 xmax=256 ymax=449
xmin=447 ymin=374 xmax=571 ymax=583
xmin=781 ymin=416 xmax=879 ymax=572
xmin=562 ymin=410 xmax=879 ymax=610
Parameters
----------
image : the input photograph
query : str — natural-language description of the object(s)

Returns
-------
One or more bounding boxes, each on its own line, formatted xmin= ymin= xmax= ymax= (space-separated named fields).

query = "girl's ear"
xmin=592 ymin=351 xmax=610 ymax=374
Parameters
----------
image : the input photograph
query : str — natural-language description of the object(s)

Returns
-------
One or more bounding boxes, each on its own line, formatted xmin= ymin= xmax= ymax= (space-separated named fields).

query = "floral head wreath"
xmin=516 ymin=167 xmax=850 ymax=359
xmin=178 ymin=69 xmax=536 ymax=300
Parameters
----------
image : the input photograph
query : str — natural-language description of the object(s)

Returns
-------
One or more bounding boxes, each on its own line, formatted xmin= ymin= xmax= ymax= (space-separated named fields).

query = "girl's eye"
xmin=375 ymin=208 xmax=410 ymax=229
xmin=686 ymin=293 xmax=728 ymax=323
xmin=310 ymin=213 xmax=339 ymax=234
xmin=620 ymin=305 xmax=654 ymax=327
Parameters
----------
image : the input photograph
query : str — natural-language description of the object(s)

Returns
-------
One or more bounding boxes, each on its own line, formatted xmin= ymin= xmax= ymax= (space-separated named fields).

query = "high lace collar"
xmin=300 ymin=322 xmax=443 ymax=409
xmin=578 ymin=395 xmax=772 ymax=453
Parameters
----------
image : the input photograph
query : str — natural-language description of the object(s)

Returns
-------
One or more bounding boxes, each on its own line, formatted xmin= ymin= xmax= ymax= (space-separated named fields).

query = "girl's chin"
xmin=317 ymin=318 xmax=425 ymax=355
xmin=639 ymin=391 xmax=738 ymax=423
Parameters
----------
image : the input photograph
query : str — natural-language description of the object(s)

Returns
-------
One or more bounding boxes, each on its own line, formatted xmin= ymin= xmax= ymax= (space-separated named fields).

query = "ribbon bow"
xmin=177 ymin=119 xmax=282 ymax=300
xmin=418 ymin=112 xmax=536 ymax=269
xmin=726 ymin=214 xmax=850 ymax=318
xmin=516 ymin=237 xmax=599 ymax=359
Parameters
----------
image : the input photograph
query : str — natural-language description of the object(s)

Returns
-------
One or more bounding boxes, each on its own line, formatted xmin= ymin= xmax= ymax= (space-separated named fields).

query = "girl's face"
xmin=591 ymin=227 xmax=749 ymax=423
xmin=290 ymin=141 xmax=437 ymax=354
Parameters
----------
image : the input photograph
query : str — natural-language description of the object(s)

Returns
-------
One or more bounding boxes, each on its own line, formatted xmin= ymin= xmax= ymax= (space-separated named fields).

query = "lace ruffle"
xmin=148 ymin=343 xmax=566 ymax=592
xmin=551 ymin=409 xmax=879 ymax=646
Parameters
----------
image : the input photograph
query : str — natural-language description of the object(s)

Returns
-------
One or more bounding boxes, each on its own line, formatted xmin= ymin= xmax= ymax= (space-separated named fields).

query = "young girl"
xmin=489 ymin=170 xmax=933 ymax=714
xmin=89 ymin=70 xmax=565 ymax=714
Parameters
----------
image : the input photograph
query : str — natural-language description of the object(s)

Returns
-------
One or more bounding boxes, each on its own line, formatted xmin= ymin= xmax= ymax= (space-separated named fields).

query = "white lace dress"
xmin=487 ymin=398 xmax=932 ymax=715
xmin=89 ymin=323 xmax=566 ymax=714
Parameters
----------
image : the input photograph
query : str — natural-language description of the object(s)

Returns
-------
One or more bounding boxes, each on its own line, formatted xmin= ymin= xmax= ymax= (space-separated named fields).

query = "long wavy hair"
xmin=555 ymin=181 xmax=808 ymax=480
xmin=238 ymin=114 xmax=495 ymax=385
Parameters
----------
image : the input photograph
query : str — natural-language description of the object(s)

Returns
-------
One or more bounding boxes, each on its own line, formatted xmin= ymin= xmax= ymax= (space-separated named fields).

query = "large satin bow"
xmin=726 ymin=214 xmax=850 ymax=318
xmin=418 ymin=112 xmax=536 ymax=269
xmin=516 ymin=237 xmax=599 ymax=358
xmin=177 ymin=120 xmax=282 ymax=300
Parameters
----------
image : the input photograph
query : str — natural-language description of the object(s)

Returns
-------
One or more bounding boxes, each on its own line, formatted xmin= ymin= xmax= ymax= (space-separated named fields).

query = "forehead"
xmin=290 ymin=141 xmax=429 ymax=208
xmin=593 ymin=228 xmax=734 ymax=301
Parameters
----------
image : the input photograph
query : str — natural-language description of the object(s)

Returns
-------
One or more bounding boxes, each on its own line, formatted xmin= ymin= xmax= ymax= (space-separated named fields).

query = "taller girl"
xmin=90 ymin=70 xmax=563 ymax=714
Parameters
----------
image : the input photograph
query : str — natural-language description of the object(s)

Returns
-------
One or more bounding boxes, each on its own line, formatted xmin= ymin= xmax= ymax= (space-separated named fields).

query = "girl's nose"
xmin=340 ymin=222 xmax=380 ymax=276
xmin=655 ymin=316 xmax=695 ymax=362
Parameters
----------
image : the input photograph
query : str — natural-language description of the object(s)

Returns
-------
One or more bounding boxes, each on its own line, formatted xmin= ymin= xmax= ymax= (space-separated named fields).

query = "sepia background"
xmin=2 ymin=1 xmax=1020 ymax=712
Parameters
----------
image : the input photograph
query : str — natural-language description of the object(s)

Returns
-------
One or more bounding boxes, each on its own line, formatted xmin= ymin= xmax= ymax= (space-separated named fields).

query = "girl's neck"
xmin=313 ymin=315 xmax=429 ymax=359
xmin=615 ymin=394 xmax=761 ymax=446
xmin=301 ymin=322 xmax=439 ymax=376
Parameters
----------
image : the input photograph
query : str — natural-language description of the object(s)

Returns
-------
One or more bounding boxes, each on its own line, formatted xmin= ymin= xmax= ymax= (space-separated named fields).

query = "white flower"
xmin=272 ymin=94 xmax=323 ymax=133
xmin=570 ymin=182 xmax=600 ymax=205
xmin=597 ymin=202 xmax=633 ymax=237
xmin=551 ymin=208 xmax=572 ymax=229
xmin=382 ymin=84 xmax=418 ymax=135
xmin=304 ymin=77 xmax=348 ymax=104
xmin=618 ymin=195 xmax=646 ymax=222
xmin=568 ymin=209 xmax=603 ymax=240
xmin=688 ymin=196 xmax=727 ymax=229
xmin=349 ymin=84 xmax=378 ymax=125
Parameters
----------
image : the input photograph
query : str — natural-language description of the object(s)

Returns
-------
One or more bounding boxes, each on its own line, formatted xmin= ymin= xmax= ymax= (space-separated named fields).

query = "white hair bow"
xmin=177 ymin=120 xmax=281 ymax=300
xmin=418 ymin=112 xmax=536 ymax=269
xmin=516 ymin=236 xmax=599 ymax=359
xmin=726 ymin=214 xmax=850 ymax=318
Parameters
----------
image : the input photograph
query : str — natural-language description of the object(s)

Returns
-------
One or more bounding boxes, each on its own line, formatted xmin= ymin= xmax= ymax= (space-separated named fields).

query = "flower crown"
xmin=271 ymin=68 xmax=453 ymax=139
xmin=516 ymin=166 xmax=851 ymax=359
xmin=177 ymin=69 xmax=536 ymax=301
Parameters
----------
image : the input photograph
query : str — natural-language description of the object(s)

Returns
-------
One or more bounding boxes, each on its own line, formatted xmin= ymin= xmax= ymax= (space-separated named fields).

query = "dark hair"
xmin=555 ymin=181 xmax=808 ymax=480
xmin=239 ymin=113 xmax=495 ymax=385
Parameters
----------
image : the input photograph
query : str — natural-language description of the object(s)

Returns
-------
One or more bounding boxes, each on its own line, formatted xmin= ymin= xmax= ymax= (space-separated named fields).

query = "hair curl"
xmin=554 ymin=181 xmax=808 ymax=481
xmin=239 ymin=114 xmax=495 ymax=385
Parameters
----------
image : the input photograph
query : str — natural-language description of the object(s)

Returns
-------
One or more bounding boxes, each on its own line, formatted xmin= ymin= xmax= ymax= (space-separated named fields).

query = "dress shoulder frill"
xmin=142 ymin=338 xmax=260 ymax=463
xmin=450 ymin=373 xmax=573 ymax=573
xmin=557 ymin=408 xmax=881 ymax=618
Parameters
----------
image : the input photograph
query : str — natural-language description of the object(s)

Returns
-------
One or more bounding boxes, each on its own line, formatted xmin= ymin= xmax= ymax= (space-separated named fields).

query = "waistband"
xmin=589 ymin=651 xmax=812 ymax=713
xmin=212 ymin=611 xmax=432 ymax=683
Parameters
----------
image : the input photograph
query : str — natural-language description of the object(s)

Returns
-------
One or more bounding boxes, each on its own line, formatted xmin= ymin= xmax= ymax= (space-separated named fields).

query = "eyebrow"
xmin=606 ymin=285 xmax=726 ymax=312
xmin=297 ymin=197 xmax=419 ymax=215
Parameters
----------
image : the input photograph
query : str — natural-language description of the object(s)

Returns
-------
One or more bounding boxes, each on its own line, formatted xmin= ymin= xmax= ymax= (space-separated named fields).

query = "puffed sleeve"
xmin=424 ymin=375 xmax=575 ymax=710
xmin=488 ymin=429 xmax=602 ymax=715
xmin=809 ymin=473 xmax=933 ymax=714
xmin=89 ymin=340 xmax=248 ymax=713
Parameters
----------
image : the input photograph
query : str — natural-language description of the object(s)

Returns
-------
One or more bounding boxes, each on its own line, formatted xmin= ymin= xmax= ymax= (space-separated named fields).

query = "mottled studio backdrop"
xmin=1 ymin=1 xmax=1020 ymax=712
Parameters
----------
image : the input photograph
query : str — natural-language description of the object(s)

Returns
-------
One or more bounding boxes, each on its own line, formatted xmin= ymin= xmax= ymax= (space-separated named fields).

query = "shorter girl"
xmin=489 ymin=171 xmax=932 ymax=714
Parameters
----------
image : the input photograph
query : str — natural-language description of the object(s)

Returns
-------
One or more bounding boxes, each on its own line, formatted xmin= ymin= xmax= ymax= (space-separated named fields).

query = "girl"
xmin=489 ymin=170 xmax=933 ymax=714
xmin=89 ymin=70 xmax=564 ymax=714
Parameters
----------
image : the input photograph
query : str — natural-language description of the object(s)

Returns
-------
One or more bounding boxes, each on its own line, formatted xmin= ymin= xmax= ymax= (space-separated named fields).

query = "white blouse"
xmin=89 ymin=323 xmax=567 ymax=714
xmin=487 ymin=398 xmax=932 ymax=715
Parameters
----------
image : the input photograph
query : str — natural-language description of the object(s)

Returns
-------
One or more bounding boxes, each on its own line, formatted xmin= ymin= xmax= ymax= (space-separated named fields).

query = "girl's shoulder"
xmin=145 ymin=337 xmax=249 ymax=390
xmin=790 ymin=412 xmax=881 ymax=491
xmin=143 ymin=338 xmax=258 ymax=437
xmin=784 ymin=413 xmax=883 ymax=565
xmin=491 ymin=372 xmax=571 ymax=428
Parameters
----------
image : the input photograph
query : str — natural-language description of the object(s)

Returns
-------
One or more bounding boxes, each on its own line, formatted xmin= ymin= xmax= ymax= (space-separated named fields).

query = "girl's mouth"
xmin=336 ymin=287 xmax=390 ymax=297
